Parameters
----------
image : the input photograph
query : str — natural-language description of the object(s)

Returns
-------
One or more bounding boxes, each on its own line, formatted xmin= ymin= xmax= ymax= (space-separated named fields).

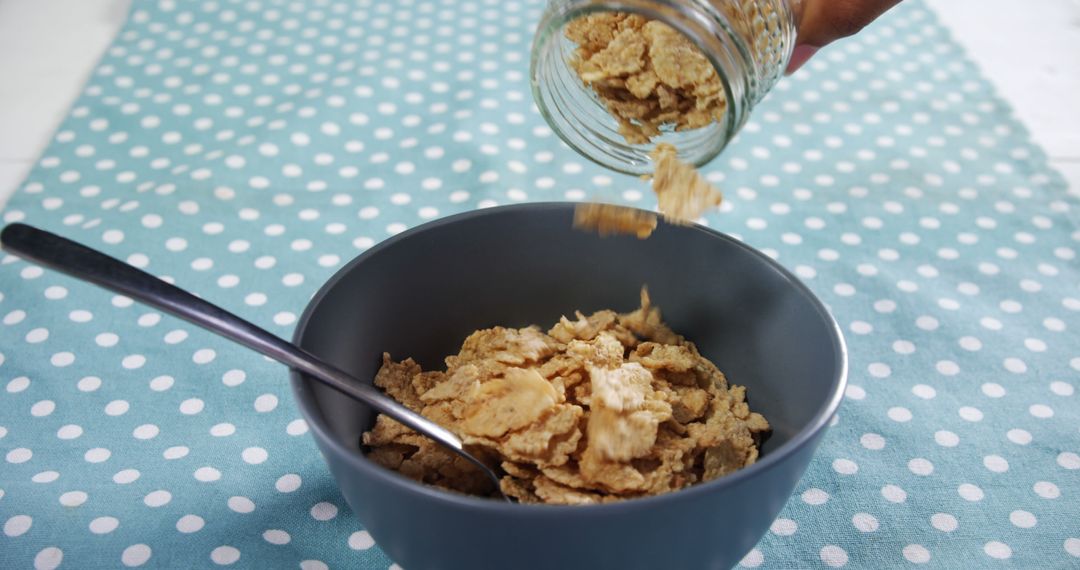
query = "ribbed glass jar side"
xmin=531 ymin=0 xmax=797 ymax=175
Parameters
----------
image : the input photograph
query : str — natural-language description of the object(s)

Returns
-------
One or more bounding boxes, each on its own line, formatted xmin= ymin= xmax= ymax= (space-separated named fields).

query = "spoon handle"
xmin=0 ymin=223 xmax=466 ymax=455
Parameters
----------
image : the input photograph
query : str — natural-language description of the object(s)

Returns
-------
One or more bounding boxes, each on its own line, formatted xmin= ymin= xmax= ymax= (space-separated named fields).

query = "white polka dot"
xmin=102 ymin=229 xmax=124 ymax=244
xmin=44 ymin=286 xmax=68 ymax=300
xmin=801 ymin=488 xmax=829 ymax=505
xmin=1009 ymin=510 xmax=1036 ymax=528
xmin=210 ymin=423 xmax=236 ymax=437
xmin=931 ymin=513 xmax=958 ymax=532
xmin=34 ymin=547 xmax=63 ymax=570
xmin=959 ymin=406 xmax=983 ymax=422
xmin=958 ymin=483 xmax=984 ymax=501
xmin=217 ymin=370 xmax=246 ymax=389
xmin=1023 ymin=338 xmax=1047 ymax=352
xmin=1003 ymin=357 xmax=1027 ymax=374
xmin=980 ymin=317 xmax=1003 ymax=331
xmin=163 ymin=446 xmax=189 ymax=460
xmin=164 ymin=330 xmax=188 ymax=344
xmin=859 ymin=433 xmax=884 ymax=450
xmin=4 ymin=514 xmax=33 ymax=536
xmin=820 ymin=545 xmax=848 ymax=568
xmin=845 ymin=385 xmax=865 ymax=400
xmin=868 ymin=362 xmax=891 ymax=378
xmin=934 ymin=430 xmax=959 ymax=447
xmin=903 ymin=544 xmax=931 ymax=564
xmin=228 ymin=496 xmax=255 ymax=513
xmin=188 ymin=348 xmax=216 ymax=365
xmin=149 ymin=375 xmax=174 ymax=391
xmin=113 ymin=469 xmax=140 ymax=484
xmin=242 ymin=447 xmax=268 ymax=465
xmin=69 ymin=310 xmax=93 ymax=323
xmin=739 ymin=549 xmax=763 ymax=568
xmin=1058 ymin=452 xmax=1080 ymax=469
xmin=180 ymin=398 xmax=205 ymax=415
xmin=981 ymin=383 xmax=1006 ymax=398
xmin=254 ymin=394 xmax=278 ymax=412
xmin=887 ymin=407 xmax=912 ymax=422
xmin=144 ymin=490 xmax=172 ymax=507
xmin=121 ymin=354 xmax=145 ymax=369
xmin=1030 ymin=404 xmax=1054 ymax=418
xmin=31 ymin=400 xmax=56 ymax=417
xmin=286 ymin=419 xmax=308 ymax=436
xmin=105 ymin=400 xmax=129 ymax=416
xmin=984 ymin=541 xmax=1011 ymax=559
xmin=51 ymin=352 xmax=75 ymax=367
xmin=210 ymin=546 xmax=240 ymax=565
xmin=1050 ymin=381 xmax=1074 ymax=396
xmin=1034 ymin=481 xmax=1060 ymax=499
xmin=892 ymin=340 xmax=915 ymax=354
xmin=132 ymin=424 xmax=159 ymax=440
xmin=1006 ymin=428 xmax=1032 ymax=445
xmin=911 ymin=384 xmax=936 ymax=399
xmin=121 ymin=544 xmax=151 ymax=567
xmin=85 ymin=448 xmax=111 ymax=463
xmin=4 ymin=310 xmax=27 ymax=325
xmin=276 ymin=474 xmax=302 ymax=493
xmin=264 ymin=529 xmax=291 ymax=545
xmin=94 ymin=332 xmax=119 ymax=347
xmin=24 ymin=327 xmax=50 ymax=344
xmin=770 ymin=518 xmax=797 ymax=536
xmin=191 ymin=257 xmax=213 ymax=271
xmin=915 ymin=315 xmax=938 ymax=330
xmin=195 ymin=467 xmax=221 ymax=482
xmin=1065 ymin=538 xmax=1080 ymax=557
xmin=32 ymin=470 xmax=59 ymax=483
xmin=272 ymin=311 xmax=297 ymax=326
xmin=852 ymin=512 xmax=878 ymax=532
xmin=7 ymin=376 xmax=30 ymax=393
xmin=832 ymin=458 xmax=858 ymax=475
xmin=89 ymin=516 xmax=120 ymax=534
xmin=834 ymin=283 xmax=855 ymax=296
xmin=850 ymin=321 xmax=873 ymax=335
xmin=984 ymin=455 xmax=1009 ymax=473
xmin=936 ymin=360 xmax=959 ymax=376
xmin=310 ymin=502 xmax=338 ymax=520
xmin=176 ymin=514 xmax=204 ymax=533
xmin=1044 ymin=317 xmax=1066 ymax=331
xmin=6 ymin=447 xmax=31 ymax=464
xmin=905 ymin=458 xmax=933 ymax=477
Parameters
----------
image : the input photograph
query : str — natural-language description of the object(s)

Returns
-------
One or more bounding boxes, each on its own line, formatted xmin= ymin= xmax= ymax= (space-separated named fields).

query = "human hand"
xmin=786 ymin=0 xmax=904 ymax=74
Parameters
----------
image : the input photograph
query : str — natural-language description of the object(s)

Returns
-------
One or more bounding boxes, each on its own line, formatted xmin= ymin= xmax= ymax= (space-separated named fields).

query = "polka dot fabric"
xmin=1 ymin=0 xmax=1078 ymax=567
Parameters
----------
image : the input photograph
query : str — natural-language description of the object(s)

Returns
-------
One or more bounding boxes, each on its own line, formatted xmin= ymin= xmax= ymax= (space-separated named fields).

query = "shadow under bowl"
xmin=291 ymin=202 xmax=847 ymax=570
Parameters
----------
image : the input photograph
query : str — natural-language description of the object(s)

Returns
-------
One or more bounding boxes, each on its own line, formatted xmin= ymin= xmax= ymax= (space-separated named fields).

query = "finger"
xmin=796 ymin=0 xmax=903 ymax=48
xmin=786 ymin=0 xmax=903 ymax=74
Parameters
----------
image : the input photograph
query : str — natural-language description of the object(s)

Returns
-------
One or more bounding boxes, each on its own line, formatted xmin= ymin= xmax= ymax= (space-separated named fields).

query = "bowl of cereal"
xmin=291 ymin=202 xmax=846 ymax=570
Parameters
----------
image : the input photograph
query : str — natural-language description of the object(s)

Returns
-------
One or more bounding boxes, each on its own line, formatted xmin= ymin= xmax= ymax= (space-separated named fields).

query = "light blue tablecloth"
xmin=1 ymin=0 xmax=1078 ymax=568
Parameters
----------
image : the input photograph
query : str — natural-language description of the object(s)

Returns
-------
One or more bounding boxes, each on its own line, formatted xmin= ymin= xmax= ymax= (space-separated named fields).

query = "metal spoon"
xmin=1 ymin=223 xmax=508 ymax=501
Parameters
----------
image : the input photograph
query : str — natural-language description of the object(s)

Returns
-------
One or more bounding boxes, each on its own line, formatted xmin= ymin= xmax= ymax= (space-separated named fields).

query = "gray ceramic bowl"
xmin=291 ymin=202 xmax=846 ymax=570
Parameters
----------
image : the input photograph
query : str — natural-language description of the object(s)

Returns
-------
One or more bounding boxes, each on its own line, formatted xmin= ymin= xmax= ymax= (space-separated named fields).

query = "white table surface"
xmin=1 ymin=0 xmax=1078 ymax=208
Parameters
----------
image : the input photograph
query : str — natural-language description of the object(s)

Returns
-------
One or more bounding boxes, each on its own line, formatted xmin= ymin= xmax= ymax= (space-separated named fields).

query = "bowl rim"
xmin=290 ymin=202 xmax=848 ymax=513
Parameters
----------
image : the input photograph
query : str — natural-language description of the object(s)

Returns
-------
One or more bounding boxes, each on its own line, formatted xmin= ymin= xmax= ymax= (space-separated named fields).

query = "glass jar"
xmin=531 ymin=0 xmax=799 ymax=175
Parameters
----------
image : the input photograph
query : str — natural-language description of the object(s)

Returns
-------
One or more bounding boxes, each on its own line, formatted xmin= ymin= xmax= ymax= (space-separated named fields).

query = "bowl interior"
xmin=295 ymin=203 xmax=844 ymax=478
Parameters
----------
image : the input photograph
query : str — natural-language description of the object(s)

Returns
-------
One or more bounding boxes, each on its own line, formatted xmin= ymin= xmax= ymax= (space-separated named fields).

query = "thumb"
xmin=787 ymin=0 xmax=903 ymax=73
